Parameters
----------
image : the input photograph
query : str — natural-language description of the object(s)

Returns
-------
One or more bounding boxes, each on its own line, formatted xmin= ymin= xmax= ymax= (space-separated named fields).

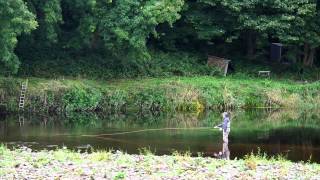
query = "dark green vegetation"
xmin=1 ymin=0 xmax=320 ymax=79
xmin=1 ymin=76 xmax=320 ymax=113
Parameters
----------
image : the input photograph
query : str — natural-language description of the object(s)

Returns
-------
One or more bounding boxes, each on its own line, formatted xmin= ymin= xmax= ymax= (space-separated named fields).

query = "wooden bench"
xmin=258 ymin=71 xmax=271 ymax=77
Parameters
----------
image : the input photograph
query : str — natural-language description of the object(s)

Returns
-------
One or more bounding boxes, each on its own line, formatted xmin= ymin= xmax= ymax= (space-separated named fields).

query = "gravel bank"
xmin=1 ymin=147 xmax=320 ymax=180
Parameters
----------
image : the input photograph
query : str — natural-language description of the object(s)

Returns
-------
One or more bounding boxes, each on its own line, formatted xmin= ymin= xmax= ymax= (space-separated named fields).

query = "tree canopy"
xmin=1 ymin=0 xmax=320 ymax=74
xmin=0 ymin=0 xmax=37 ymax=73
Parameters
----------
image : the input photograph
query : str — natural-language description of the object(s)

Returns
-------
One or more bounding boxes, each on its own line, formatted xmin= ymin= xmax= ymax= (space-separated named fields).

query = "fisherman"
xmin=215 ymin=112 xmax=231 ymax=143
xmin=213 ymin=112 xmax=231 ymax=159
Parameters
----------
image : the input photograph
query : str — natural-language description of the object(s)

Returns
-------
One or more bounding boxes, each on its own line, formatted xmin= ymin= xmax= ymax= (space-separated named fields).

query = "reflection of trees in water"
xmin=0 ymin=120 xmax=8 ymax=137
xmin=64 ymin=112 xmax=101 ymax=128
xmin=2 ymin=108 xmax=320 ymax=132
xmin=201 ymin=109 xmax=320 ymax=146
xmin=98 ymin=112 xmax=206 ymax=129
xmin=265 ymin=109 xmax=300 ymax=122
xmin=267 ymin=127 xmax=320 ymax=145
xmin=224 ymin=109 xmax=320 ymax=130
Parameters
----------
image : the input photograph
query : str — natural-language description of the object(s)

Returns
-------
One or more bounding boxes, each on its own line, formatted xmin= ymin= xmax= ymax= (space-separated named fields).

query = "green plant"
xmin=133 ymin=88 xmax=168 ymax=111
xmin=63 ymin=86 xmax=102 ymax=111
xmin=114 ymin=172 xmax=125 ymax=180
xmin=138 ymin=147 xmax=155 ymax=156
xmin=100 ymin=90 xmax=128 ymax=112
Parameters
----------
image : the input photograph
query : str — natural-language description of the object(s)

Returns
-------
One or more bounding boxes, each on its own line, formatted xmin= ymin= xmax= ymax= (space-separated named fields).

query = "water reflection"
xmin=0 ymin=109 xmax=320 ymax=162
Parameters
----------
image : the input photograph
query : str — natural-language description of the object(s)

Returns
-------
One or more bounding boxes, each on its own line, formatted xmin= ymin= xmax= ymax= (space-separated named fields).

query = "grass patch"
xmin=1 ymin=76 xmax=320 ymax=113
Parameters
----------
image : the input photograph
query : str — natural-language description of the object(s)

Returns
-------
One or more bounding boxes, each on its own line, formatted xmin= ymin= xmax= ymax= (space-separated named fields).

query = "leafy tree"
xmin=277 ymin=0 xmax=320 ymax=67
xmin=25 ymin=0 xmax=63 ymax=44
xmin=184 ymin=0 xmax=317 ymax=60
xmin=0 ymin=0 xmax=37 ymax=73
xmin=66 ymin=0 xmax=184 ymax=61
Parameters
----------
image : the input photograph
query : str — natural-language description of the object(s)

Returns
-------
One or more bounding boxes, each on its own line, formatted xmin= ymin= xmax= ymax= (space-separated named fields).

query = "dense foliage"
xmin=1 ymin=76 xmax=320 ymax=113
xmin=0 ymin=0 xmax=320 ymax=76
xmin=0 ymin=0 xmax=37 ymax=73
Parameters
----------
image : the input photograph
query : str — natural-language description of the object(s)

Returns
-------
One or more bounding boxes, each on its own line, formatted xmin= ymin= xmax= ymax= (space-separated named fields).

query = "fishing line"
xmin=81 ymin=127 xmax=217 ymax=137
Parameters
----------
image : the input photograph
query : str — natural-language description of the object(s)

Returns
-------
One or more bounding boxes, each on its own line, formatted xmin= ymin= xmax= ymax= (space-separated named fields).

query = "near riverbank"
xmin=1 ymin=76 xmax=320 ymax=113
xmin=1 ymin=146 xmax=319 ymax=179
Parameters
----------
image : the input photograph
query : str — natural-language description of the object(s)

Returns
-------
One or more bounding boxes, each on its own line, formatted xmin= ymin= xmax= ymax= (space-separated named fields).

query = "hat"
xmin=222 ymin=112 xmax=229 ymax=118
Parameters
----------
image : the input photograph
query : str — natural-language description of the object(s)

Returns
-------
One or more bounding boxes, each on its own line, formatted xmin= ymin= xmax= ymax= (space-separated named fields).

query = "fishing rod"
xmin=81 ymin=126 xmax=221 ymax=137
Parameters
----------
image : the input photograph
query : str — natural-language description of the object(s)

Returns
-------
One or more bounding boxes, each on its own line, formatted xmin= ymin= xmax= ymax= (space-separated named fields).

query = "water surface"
xmin=1 ymin=110 xmax=320 ymax=162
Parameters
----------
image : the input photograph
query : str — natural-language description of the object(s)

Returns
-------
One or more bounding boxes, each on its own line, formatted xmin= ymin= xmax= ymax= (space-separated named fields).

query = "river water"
xmin=1 ymin=109 xmax=320 ymax=162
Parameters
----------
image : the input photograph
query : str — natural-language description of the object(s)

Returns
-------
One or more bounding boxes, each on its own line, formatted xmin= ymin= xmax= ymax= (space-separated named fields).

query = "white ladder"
xmin=19 ymin=79 xmax=28 ymax=110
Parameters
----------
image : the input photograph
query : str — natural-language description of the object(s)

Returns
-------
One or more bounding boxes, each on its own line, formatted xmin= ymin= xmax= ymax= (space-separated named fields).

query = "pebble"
xmin=1 ymin=149 xmax=320 ymax=180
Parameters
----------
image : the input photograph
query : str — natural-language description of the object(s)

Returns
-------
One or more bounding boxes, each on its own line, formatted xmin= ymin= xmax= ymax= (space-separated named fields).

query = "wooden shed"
xmin=207 ymin=56 xmax=231 ymax=76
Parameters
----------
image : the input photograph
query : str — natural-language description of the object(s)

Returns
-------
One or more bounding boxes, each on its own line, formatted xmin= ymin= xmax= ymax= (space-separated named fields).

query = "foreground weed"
xmin=89 ymin=151 xmax=112 ymax=162
xmin=53 ymin=148 xmax=82 ymax=163
xmin=33 ymin=151 xmax=52 ymax=168
xmin=116 ymin=153 xmax=133 ymax=167
xmin=138 ymin=147 xmax=155 ymax=156
xmin=0 ymin=148 xmax=15 ymax=168
xmin=114 ymin=172 xmax=125 ymax=180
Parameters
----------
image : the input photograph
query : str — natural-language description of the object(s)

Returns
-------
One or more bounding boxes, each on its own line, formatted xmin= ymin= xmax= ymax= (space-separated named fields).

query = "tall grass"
xmin=0 ymin=76 xmax=320 ymax=113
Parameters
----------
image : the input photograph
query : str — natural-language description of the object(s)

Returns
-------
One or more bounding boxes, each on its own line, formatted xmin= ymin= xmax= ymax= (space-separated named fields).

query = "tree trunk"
xmin=307 ymin=48 xmax=315 ymax=67
xmin=303 ymin=43 xmax=309 ymax=66
xmin=246 ymin=31 xmax=256 ymax=60
xmin=303 ymin=43 xmax=316 ymax=67
xmin=90 ymin=30 xmax=100 ymax=49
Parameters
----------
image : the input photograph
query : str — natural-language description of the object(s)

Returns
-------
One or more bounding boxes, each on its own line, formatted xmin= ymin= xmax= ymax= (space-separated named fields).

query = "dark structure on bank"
xmin=207 ymin=56 xmax=231 ymax=76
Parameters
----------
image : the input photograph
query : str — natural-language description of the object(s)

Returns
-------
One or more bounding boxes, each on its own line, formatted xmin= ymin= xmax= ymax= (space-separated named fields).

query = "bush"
xmin=19 ymin=51 xmax=220 ymax=79
xmin=63 ymin=86 xmax=102 ymax=111
xmin=133 ymin=88 xmax=169 ymax=111
xmin=99 ymin=90 xmax=129 ymax=112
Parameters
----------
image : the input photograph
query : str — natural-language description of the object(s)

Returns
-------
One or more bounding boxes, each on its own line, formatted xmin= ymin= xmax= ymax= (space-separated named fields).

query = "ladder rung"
xmin=19 ymin=80 xmax=28 ymax=109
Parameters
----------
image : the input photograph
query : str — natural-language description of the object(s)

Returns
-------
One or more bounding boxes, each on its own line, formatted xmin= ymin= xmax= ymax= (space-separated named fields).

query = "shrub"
xmin=63 ymin=86 xmax=102 ymax=111
xmin=99 ymin=90 xmax=129 ymax=112
xmin=133 ymin=88 xmax=169 ymax=111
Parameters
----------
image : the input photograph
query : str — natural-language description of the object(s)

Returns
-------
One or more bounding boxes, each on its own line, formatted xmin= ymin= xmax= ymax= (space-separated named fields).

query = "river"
xmin=1 ymin=109 xmax=320 ymax=162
